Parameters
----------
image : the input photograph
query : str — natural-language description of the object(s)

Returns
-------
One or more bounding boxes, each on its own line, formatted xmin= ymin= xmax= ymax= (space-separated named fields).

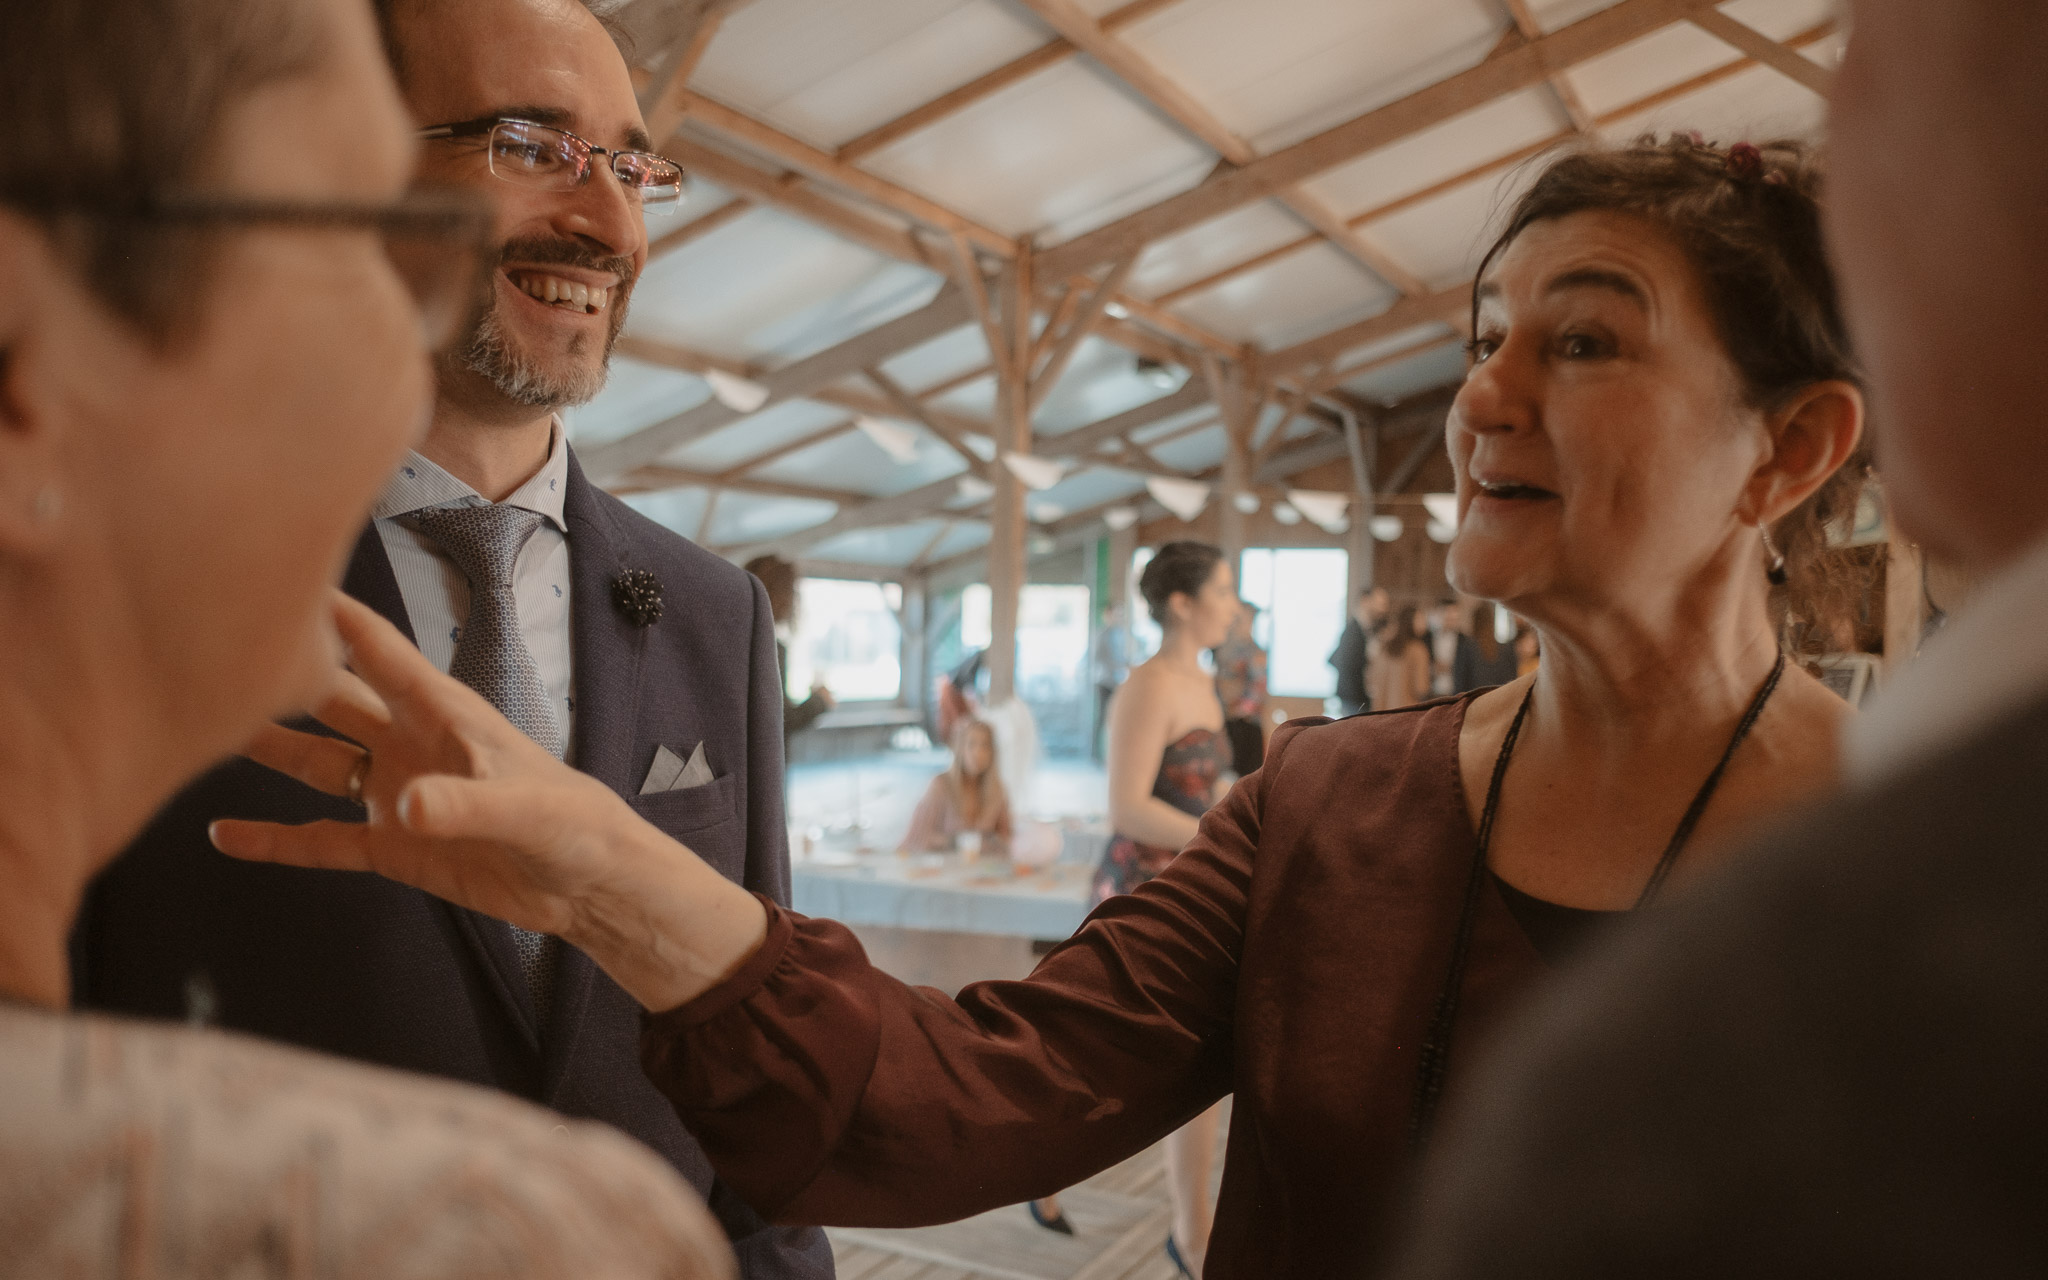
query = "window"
xmin=1238 ymin=548 xmax=1349 ymax=697
xmin=957 ymin=582 xmax=1093 ymax=696
xmin=788 ymin=578 xmax=902 ymax=703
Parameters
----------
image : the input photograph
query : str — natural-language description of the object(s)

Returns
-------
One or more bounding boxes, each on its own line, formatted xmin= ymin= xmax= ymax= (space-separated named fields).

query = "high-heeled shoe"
xmin=1027 ymin=1199 xmax=1075 ymax=1236
xmin=1166 ymin=1234 xmax=1196 ymax=1279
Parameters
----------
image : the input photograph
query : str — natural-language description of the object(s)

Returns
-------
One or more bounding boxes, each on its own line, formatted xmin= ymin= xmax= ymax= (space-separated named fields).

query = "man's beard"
xmin=445 ymin=235 xmax=636 ymax=410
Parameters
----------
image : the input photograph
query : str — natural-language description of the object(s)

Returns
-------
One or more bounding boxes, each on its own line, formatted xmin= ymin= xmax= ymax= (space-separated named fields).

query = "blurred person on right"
xmin=1390 ymin=3 xmax=2048 ymax=1276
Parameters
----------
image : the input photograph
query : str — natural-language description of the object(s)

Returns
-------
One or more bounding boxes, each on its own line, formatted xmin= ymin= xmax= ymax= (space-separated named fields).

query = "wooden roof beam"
xmin=609 ymin=465 xmax=867 ymax=504
xmin=583 ymin=281 xmax=972 ymax=479
xmin=1013 ymin=0 xmax=1425 ymax=298
xmin=835 ymin=0 xmax=1192 ymax=163
xmin=1035 ymin=0 xmax=1720 ymax=282
xmin=1148 ymin=19 xmax=1837 ymax=310
xmin=1688 ymin=8 xmax=1836 ymax=97
xmin=1498 ymin=0 xmax=1595 ymax=131
xmin=864 ymin=366 xmax=991 ymax=479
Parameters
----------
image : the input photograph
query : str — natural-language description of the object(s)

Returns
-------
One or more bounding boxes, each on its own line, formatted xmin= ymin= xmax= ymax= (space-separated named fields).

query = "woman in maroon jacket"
xmin=223 ymin=136 xmax=1870 ymax=1278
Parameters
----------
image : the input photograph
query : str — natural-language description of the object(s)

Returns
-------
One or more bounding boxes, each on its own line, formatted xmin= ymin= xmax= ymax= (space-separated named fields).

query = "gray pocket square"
xmin=640 ymin=742 xmax=715 ymax=795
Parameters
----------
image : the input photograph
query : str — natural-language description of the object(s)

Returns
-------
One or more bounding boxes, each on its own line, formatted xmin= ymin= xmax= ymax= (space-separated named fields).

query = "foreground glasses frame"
xmin=0 ymin=187 xmax=494 ymax=351
xmin=418 ymin=116 xmax=686 ymax=206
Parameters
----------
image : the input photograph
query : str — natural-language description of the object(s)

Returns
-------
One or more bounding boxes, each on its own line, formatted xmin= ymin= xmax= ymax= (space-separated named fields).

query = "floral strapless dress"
xmin=1091 ymin=727 xmax=1229 ymax=904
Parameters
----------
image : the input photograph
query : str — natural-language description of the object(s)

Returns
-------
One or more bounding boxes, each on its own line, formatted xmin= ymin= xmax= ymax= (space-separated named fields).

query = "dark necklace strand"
xmin=1407 ymin=652 xmax=1788 ymax=1152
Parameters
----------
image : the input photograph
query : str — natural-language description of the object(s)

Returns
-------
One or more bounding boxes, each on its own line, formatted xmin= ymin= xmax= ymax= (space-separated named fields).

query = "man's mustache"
xmin=496 ymin=236 xmax=637 ymax=290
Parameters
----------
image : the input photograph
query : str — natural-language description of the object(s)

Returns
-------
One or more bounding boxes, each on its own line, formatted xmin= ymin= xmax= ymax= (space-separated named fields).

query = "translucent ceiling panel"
xmin=693 ymin=0 xmax=1046 ymax=150
xmin=1115 ymin=0 xmax=1506 ymax=154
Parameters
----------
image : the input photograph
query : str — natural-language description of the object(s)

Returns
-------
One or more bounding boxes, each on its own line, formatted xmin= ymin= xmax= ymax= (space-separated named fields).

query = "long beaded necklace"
xmin=1407 ymin=653 xmax=1788 ymax=1150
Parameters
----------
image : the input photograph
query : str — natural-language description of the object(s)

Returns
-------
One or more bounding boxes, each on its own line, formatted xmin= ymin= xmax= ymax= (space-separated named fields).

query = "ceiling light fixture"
xmin=1135 ymin=356 xmax=1185 ymax=390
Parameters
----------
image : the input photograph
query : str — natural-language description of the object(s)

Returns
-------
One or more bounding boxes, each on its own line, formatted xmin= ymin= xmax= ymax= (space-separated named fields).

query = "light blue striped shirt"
xmin=371 ymin=423 xmax=575 ymax=759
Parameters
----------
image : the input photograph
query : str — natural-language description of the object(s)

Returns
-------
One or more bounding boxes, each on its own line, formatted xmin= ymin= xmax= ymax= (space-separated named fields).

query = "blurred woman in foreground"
xmin=0 ymin=0 xmax=725 ymax=1272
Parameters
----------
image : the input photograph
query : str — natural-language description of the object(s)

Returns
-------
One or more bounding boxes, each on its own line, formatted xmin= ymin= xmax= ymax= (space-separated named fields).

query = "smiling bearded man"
xmin=70 ymin=2 xmax=833 ymax=1277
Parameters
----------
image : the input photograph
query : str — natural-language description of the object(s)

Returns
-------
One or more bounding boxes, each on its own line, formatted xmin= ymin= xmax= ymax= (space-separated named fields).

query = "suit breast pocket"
xmin=628 ymin=773 xmax=743 ymax=880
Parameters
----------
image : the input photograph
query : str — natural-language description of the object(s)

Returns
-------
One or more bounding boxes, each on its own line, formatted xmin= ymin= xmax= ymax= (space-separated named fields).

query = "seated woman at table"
xmin=899 ymin=719 xmax=1012 ymax=857
xmin=219 ymin=135 xmax=1868 ymax=1278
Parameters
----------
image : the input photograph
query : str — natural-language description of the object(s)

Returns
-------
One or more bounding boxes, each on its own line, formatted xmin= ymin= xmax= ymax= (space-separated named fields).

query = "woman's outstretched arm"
xmin=218 ymin=593 xmax=1269 ymax=1224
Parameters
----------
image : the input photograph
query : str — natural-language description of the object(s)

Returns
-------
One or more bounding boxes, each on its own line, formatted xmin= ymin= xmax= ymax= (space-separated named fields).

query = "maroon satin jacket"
xmin=643 ymin=698 xmax=1552 ymax=1278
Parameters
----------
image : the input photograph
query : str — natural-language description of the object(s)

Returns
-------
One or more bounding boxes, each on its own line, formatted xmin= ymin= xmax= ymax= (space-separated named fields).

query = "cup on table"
xmin=955 ymin=830 xmax=983 ymax=864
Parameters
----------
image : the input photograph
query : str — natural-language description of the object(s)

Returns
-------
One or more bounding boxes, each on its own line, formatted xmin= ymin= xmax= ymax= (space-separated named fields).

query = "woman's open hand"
xmin=210 ymin=592 xmax=765 ymax=1011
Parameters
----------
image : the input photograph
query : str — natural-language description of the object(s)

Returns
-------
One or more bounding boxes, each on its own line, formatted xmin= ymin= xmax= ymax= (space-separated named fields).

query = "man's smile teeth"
xmin=510 ymin=271 xmax=609 ymax=314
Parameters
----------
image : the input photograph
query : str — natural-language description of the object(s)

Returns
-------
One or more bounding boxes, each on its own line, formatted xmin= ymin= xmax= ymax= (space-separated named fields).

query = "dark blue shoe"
xmin=1027 ymin=1199 xmax=1075 ymax=1236
xmin=1166 ymin=1234 xmax=1196 ymax=1278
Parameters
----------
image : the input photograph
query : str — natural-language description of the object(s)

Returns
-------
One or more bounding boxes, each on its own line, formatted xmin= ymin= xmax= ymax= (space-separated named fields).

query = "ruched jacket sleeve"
xmin=638 ymin=724 xmax=1288 ymax=1227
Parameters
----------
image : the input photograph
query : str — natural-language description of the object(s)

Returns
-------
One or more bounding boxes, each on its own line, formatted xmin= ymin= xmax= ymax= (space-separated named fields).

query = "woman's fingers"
xmin=331 ymin=592 xmax=527 ymax=748
xmin=210 ymin=816 xmax=374 ymax=873
xmin=304 ymin=665 xmax=393 ymax=748
xmin=242 ymin=722 xmax=366 ymax=798
xmin=397 ymin=773 xmax=579 ymax=852
xmin=334 ymin=593 xmax=481 ymax=717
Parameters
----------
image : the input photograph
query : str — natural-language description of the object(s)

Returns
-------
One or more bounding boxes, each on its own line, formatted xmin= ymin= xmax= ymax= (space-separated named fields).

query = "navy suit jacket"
xmin=72 ymin=449 xmax=833 ymax=1280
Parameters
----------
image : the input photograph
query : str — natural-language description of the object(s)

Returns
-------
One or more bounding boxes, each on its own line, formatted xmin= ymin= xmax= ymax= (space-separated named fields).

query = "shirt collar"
xmin=373 ymin=418 xmax=570 ymax=532
xmin=1845 ymin=528 xmax=2048 ymax=786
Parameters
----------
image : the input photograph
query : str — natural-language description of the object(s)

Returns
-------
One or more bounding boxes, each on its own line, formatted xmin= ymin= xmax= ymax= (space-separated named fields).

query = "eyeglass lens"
xmin=486 ymin=120 xmax=683 ymax=205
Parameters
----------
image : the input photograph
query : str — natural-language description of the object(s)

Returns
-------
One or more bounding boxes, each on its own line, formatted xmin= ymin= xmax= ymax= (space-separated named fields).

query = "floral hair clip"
xmin=1726 ymin=141 xmax=1765 ymax=181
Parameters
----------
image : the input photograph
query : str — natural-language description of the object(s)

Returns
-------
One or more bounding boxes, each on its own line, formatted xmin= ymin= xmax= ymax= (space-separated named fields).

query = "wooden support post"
xmin=984 ymin=250 xmax=1034 ymax=704
xmin=1204 ymin=357 xmax=1259 ymax=566
xmin=1345 ymin=415 xmax=1379 ymax=599
xmin=1109 ymin=521 xmax=1139 ymax=618
xmin=899 ymin=573 xmax=929 ymax=722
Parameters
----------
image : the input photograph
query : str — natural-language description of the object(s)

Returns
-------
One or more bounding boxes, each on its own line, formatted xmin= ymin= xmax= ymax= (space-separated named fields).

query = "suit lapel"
xmin=541 ymin=449 xmax=649 ymax=1094
xmin=344 ymin=522 xmax=546 ymax=1052
xmin=340 ymin=525 xmax=416 ymax=646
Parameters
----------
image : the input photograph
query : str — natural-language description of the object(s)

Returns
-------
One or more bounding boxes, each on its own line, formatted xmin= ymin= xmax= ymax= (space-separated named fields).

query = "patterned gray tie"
xmin=410 ymin=502 xmax=565 ymax=1030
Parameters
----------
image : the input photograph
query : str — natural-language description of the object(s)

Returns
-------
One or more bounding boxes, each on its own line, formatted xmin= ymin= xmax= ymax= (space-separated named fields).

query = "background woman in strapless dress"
xmin=1064 ymin=541 xmax=1239 ymax=1274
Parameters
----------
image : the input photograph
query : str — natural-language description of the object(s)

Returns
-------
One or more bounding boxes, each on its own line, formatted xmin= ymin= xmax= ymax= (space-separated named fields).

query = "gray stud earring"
xmin=1759 ymin=521 xmax=1787 ymax=586
xmin=30 ymin=485 xmax=60 ymax=524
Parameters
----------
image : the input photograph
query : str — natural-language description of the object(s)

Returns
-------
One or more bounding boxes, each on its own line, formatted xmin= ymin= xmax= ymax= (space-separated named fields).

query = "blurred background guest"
xmin=748 ymin=553 xmax=835 ymax=759
xmin=1091 ymin=602 xmax=1134 ymax=762
xmin=1213 ymin=600 xmax=1268 ymax=777
xmin=1429 ymin=601 xmax=1464 ymax=697
xmin=1329 ymin=585 xmax=1388 ymax=715
xmin=1454 ymin=602 xmax=1523 ymax=693
xmin=899 ymin=719 xmax=1012 ymax=859
xmin=1371 ymin=606 xmax=1435 ymax=711
xmin=1090 ymin=541 xmax=1238 ymax=1274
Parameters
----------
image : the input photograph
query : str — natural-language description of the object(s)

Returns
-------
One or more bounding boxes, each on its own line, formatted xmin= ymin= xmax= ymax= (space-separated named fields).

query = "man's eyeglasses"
xmin=0 ymin=187 xmax=493 ymax=352
xmin=419 ymin=117 xmax=685 ymax=206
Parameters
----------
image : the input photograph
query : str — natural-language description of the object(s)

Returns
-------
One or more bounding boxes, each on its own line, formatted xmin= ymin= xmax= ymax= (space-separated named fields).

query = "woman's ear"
xmin=1745 ymin=379 xmax=1866 ymax=525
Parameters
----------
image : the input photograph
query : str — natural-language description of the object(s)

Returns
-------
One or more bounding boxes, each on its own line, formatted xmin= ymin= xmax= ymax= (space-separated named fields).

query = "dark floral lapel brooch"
xmin=611 ymin=568 xmax=664 ymax=627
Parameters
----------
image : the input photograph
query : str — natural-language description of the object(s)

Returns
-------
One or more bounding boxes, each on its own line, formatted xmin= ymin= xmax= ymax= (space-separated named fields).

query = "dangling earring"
xmin=30 ymin=485 xmax=61 ymax=525
xmin=1759 ymin=521 xmax=1787 ymax=586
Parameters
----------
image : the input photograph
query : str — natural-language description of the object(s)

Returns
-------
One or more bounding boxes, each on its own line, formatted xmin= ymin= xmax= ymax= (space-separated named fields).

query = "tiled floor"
xmin=824 ymin=1102 xmax=1228 ymax=1280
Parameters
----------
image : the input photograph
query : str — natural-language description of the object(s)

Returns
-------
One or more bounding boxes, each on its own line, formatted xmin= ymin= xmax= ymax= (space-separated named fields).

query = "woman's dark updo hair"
xmin=1476 ymin=134 xmax=1871 ymax=643
xmin=1138 ymin=541 xmax=1225 ymax=628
